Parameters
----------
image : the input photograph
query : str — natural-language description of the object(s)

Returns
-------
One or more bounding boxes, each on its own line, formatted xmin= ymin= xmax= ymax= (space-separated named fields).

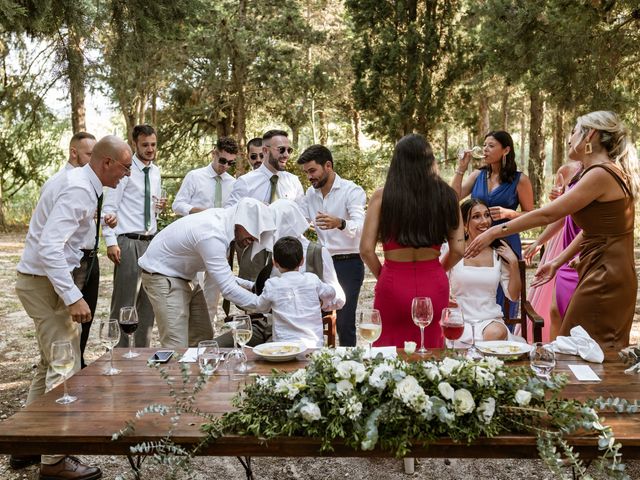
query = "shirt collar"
xmin=132 ymin=153 xmax=152 ymax=171
xmin=257 ymin=162 xmax=279 ymax=178
xmin=310 ymin=172 xmax=342 ymax=197
xmin=83 ymin=164 xmax=104 ymax=197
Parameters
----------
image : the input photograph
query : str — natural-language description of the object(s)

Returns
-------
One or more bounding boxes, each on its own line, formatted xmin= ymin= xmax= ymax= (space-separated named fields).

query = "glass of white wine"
xmin=357 ymin=309 xmax=382 ymax=356
xmin=198 ymin=340 xmax=221 ymax=376
xmin=50 ymin=340 xmax=77 ymax=404
xmin=99 ymin=318 xmax=121 ymax=376
xmin=457 ymin=145 xmax=484 ymax=161
xmin=233 ymin=315 xmax=253 ymax=373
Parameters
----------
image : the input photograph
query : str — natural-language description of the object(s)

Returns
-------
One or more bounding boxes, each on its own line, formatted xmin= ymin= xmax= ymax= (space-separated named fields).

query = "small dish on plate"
xmin=253 ymin=342 xmax=305 ymax=362
xmin=475 ymin=340 xmax=532 ymax=358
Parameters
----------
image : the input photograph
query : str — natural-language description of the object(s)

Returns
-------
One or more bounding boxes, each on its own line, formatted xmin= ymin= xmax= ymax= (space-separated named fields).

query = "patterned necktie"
xmin=269 ymin=175 xmax=279 ymax=204
xmin=143 ymin=166 xmax=151 ymax=231
xmin=214 ymin=175 xmax=222 ymax=208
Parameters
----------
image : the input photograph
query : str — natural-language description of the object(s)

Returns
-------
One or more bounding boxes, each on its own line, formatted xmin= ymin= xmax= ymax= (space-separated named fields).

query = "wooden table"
xmin=1 ymin=348 xmax=640 ymax=475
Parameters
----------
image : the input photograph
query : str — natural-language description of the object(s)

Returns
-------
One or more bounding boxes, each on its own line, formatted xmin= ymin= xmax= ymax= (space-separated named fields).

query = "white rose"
xmin=439 ymin=357 xmax=461 ymax=377
xmin=437 ymin=382 xmax=455 ymax=401
xmin=335 ymin=379 xmax=353 ymax=396
xmin=477 ymin=397 xmax=496 ymax=424
xmin=335 ymin=360 xmax=366 ymax=383
xmin=394 ymin=376 xmax=430 ymax=413
xmin=473 ymin=366 xmax=495 ymax=387
xmin=515 ymin=389 xmax=532 ymax=406
xmin=453 ymin=388 xmax=476 ymax=415
xmin=369 ymin=363 xmax=394 ymax=390
xmin=404 ymin=341 xmax=417 ymax=355
xmin=300 ymin=402 xmax=322 ymax=422
xmin=483 ymin=356 xmax=504 ymax=372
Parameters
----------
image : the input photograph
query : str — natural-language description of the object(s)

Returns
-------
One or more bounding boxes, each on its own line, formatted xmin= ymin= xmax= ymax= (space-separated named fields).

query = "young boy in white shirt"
xmin=255 ymin=236 xmax=340 ymax=348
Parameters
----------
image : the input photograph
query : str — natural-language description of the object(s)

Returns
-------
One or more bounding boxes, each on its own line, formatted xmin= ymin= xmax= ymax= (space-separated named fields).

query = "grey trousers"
xmin=110 ymin=235 xmax=155 ymax=347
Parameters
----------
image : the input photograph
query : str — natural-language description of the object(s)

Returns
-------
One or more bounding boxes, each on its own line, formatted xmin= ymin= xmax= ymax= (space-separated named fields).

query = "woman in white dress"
xmin=441 ymin=198 xmax=522 ymax=344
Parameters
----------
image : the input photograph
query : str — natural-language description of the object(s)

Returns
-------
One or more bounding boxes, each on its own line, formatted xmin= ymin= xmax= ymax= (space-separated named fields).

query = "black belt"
xmin=81 ymin=249 xmax=96 ymax=258
xmin=122 ymin=233 xmax=154 ymax=241
xmin=331 ymin=253 xmax=361 ymax=261
xmin=141 ymin=269 xmax=192 ymax=284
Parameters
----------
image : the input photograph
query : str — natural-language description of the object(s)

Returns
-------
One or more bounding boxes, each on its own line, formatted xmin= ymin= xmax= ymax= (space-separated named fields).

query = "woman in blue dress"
xmin=451 ymin=130 xmax=534 ymax=318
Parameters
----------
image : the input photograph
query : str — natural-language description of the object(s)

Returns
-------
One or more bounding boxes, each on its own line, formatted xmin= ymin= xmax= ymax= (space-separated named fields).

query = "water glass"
xmin=530 ymin=342 xmax=556 ymax=380
xmin=198 ymin=340 xmax=221 ymax=376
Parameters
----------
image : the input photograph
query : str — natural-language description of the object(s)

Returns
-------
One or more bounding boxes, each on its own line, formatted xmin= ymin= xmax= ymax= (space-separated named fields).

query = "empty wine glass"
xmin=465 ymin=318 xmax=484 ymax=361
xmin=440 ymin=307 xmax=464 ymax=351
xmin=530 ymin=342 xmax=556 ymax=380
xmin=357 ymin=309 xmax=382 ymax=356
xmin=198 ymin=340 xmax=221 ymax=376
xmin=411 ymin=297 xmax=433 ymax=355
xmin=119 ymin=306 xmax=139 ymax=359
xmin=50 ymin=341 xmax=77 ymax=404
xmin=99 ymin=318 xmax=121 ymax=375
xmin=154 ymin=188 xmax=167 ymax=217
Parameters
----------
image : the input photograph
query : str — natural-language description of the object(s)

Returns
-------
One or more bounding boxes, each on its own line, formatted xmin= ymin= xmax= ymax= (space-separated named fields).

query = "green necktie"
xmin=269 ymin=175 xmax=279 ymax=204
xmin=214 ymin=175 xmax=222 ymax=208
xmin=143 ymin=166 xmax=151 ymax=231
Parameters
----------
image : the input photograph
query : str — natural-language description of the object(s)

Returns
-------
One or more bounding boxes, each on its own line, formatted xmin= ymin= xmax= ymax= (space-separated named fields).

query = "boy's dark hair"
xmin=247 ymin=137 xmax=262 ymax=151
xmin=262 ymin=129 xmax=288 ymax=141
xmin=297 ymin=144 xmax=333 ymax=166
xmin=273 ymin=236 xmax=303 ymax=270
xmin=217 ymin=136 xmax=239 ymax=154
xmin=132 ymin=124 xmax=156 ymax=141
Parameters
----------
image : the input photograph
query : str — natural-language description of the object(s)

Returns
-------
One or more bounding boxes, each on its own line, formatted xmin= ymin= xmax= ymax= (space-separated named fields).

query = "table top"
xmin=1 ymin=347 xmax=639 ymax=459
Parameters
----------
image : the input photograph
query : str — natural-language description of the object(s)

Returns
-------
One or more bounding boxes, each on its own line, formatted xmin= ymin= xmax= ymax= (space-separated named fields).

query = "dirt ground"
xmin=1 ymin=230 xmax=639 ymax=479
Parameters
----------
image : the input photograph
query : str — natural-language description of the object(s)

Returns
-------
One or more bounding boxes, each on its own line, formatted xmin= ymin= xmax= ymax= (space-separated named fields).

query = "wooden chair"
xmin=322 ymin=311 xmax=337 ymax=347
xmin=504 ymin=260 xmax=544 ymax=343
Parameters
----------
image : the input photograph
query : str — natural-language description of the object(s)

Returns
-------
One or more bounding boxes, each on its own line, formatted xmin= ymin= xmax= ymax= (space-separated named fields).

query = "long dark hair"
xmin=380 ymin=134 xmax=460 ymax=247
xmin=480 ymin=130 xmax=517 ymax=184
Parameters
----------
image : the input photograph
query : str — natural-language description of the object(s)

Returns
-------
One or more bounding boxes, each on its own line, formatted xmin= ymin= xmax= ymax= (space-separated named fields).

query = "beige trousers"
xmin=15 ymin=272 xmax=81 ymax=465
xmin=141 ymin=272 xmax=213 ymax=348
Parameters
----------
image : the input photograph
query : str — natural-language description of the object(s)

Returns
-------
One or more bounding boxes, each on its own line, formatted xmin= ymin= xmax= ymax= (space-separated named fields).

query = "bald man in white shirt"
xmin=14 ymin=135 xmax=131 ymax=478
xmin=139 ymin=198 xmax=275 ymax=348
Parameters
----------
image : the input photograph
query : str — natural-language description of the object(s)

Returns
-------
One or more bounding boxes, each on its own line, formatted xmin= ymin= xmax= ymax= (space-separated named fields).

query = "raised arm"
xmin=359 ymin=188 xmax=383 ymax=278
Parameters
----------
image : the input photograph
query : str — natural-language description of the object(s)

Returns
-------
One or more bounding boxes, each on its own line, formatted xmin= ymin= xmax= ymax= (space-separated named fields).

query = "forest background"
xmin=1 ymin=0 xmax=639 ymax=229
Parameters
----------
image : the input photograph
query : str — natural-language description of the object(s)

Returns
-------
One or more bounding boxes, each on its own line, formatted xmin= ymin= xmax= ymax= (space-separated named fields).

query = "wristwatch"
xmin=339 ymin=219 xmax=346 ymax=230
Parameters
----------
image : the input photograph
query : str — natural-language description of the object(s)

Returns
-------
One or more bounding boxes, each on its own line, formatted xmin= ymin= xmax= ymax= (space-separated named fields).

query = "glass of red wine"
xmin=119 ymin=306 xmax=139 ymax=359
xmin=411 ymin=297 xmax=433 ymax=355
xmin=440 ymin=307 xmax=464 ymax=352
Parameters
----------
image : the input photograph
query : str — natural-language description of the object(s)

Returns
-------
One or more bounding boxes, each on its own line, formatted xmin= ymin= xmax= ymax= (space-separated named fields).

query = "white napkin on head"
xmin=550 ymin=326 xmax=604 ymax=363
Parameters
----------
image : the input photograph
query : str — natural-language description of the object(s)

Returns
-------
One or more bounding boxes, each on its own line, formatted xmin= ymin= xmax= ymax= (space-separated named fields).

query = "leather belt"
xmin=122 ymin=233 xmax=154 ymax=241
xmin=331 ymin=253 xmax=361 ymax=261
xmin=141 ymin=269 xmax=192 ymax=284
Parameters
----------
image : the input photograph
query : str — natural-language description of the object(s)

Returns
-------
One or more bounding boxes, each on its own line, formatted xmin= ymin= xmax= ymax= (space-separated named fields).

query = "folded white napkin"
xmin=336 ymin=346 xmax=397 ymax=359
xmin=178 ymin=347 xmax=201 ymax=363
xmin=550 ymin=326 xmax=604 ymax=363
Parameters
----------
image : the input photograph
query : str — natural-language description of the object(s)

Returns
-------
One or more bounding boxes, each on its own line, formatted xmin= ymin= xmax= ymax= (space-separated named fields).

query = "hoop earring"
xmin=501 ymin=154 xmax=507 ymax=168
xmin=585 ymin=142 xmax=593 ymax=154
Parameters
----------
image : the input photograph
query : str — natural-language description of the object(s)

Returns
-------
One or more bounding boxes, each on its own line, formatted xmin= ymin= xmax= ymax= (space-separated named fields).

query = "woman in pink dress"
xmin=360 ymin=134 xmax=464 ymax=348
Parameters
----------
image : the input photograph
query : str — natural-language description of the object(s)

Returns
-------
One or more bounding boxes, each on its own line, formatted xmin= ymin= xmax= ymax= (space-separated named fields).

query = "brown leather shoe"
xmin=9 ymin=454 xmax=40 ymax=469
xmin=39 ymin=456 xmax=102 ymax=480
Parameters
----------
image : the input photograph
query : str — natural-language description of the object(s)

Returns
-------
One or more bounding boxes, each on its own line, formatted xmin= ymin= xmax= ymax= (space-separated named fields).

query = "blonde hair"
xmin=577 ymin=110 xmax=640 ymax=199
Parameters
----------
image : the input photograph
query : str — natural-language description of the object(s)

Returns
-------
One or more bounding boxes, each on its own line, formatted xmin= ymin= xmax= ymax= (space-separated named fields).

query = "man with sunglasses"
xmin=247 ymin=137 xmax=264 ymax=170
xmin=103 ymin=124 xmax=162 ymax=349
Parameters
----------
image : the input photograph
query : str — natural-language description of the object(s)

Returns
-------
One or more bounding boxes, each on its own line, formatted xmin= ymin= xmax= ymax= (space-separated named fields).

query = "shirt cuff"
xmin=62 ymin=287 xmax=84 ymax=307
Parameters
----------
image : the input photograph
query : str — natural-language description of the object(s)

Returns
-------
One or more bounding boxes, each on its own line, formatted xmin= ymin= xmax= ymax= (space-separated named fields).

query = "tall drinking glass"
xmin=50 ymin=341 xmax=77 ymax=404
xmin=357 ymin=309 xmax=382 ymax=355
xmin=411 ymin=297 xmax=433 ymax=355
xmin=119 ymin=306 xmax=139 ymax=359
xmin=99 ymin=318 xmax=121 ymax=375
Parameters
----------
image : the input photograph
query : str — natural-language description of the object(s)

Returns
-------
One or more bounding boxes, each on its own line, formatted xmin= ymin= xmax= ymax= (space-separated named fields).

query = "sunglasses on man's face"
xmin=218 ymin=158 xmax=236 ymax=167
xmin=249 ymin=153 xmax=264 ymax=161
xmin=269 ymin=145 xmax=294 ymax=155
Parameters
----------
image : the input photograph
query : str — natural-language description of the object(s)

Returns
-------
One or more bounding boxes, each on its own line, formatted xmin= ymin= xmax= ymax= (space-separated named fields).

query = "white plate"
xmin=253 ymin=342 xmax=305 ymax=362
xmin=476 ymin=340 xmax=532 ymax=358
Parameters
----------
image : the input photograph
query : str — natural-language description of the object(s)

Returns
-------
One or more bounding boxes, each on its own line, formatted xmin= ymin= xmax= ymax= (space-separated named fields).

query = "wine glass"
xmin=440 ymin=307 xmax=464 ymax=351
xmin=119 ymin=306 xmax=139 ymax=359
xmin=465 ymin=318 xmax=484 ymax=361
xmin=411 ymin=297 xmax=433 ymax=355
xmin=198 ymin=340 xmax=221 ymax=376
xmin=457 ymin=145 xmax=484 ymax=161
xmin=154 ymin=188 xmax=167 ymax=217
xmin=224 ymin=315 xmax=252 ymax=376
xmin=357 ymin=309 xmax=382 ymax=356
xmin=99 ymin=318 xmax=121 ymax=375
xmin=50 ymin=341 xmax=77 ymax=404
xmin=530 ymin=342 xmax=556 ymax=380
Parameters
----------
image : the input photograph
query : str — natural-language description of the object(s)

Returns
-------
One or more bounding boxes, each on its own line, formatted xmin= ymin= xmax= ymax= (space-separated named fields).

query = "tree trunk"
xmin=291 ymin=126 xmax=300 ymax=152
xmin=501 ymin=84 xmax=509 ymax=130
xmin=477 ymin=95 xmax=490 ymax=145
xmin=443 ymin=128 xmax=448 ymax=165
xmin=319 ymin=110 xmax=328 ymax=145
xmin=351 ymin=108 xmax=360 ymax=149
xmin=520 ymin=97 xmax=526 ymax=170
xmin=552 ymin=108 xmax=564 ymax=175
xmin=66 ymin=25 xmax=86 ymax=133
xmin=528 ymin=90 xmax=545 ymax=206
xmin=0 ymin=182 xmax=5 ymax=230
xmin=150 ymin=92 xmax=157 ymax=126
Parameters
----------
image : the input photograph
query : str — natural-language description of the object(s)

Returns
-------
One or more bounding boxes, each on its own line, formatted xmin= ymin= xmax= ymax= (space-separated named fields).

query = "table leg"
xmin=236 ymin=456 xmax=253 ymax=480
xmin=127 ymin=454 xmax=145 ymax=479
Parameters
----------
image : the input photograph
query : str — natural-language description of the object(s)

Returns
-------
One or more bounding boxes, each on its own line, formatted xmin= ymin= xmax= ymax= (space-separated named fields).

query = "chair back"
xmin=503 ymin=260 xmax=544 ymax=343
xmin=322 ymin=311 xmax=337 ymax=347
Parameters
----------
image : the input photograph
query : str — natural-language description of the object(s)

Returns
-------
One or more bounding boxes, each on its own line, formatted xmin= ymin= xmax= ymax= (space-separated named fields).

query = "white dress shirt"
xmin=300 ymin=174 xmax=366 ymax=255
xmin=40 ymin=163 xmax=96 ymax=250
xmin=102 ymin=154 xmax=162 ymax=246
xmin=17 ymin=164 xmax=103 ymax=305
xmin=254 ymin=271 xmax=338 ymax=348
xmin=138 ymin=208 xmax=260 ymax=309
xmin=225 ymin=163 xmax=303 ymax=207
xmin=172 ymin=165 xmax=235 ymax=216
